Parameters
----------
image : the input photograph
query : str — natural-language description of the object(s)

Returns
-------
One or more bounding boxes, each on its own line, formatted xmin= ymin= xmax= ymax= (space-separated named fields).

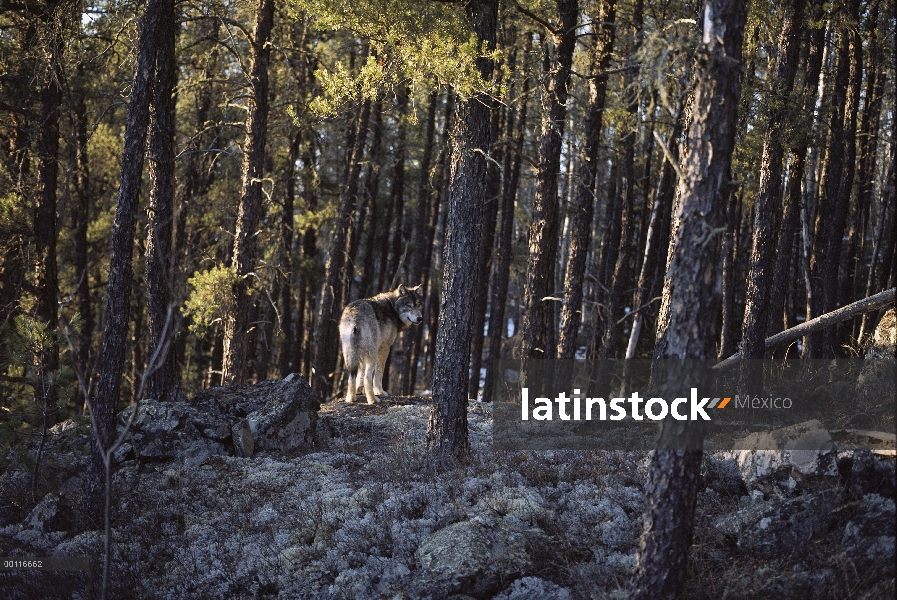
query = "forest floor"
xmin=0 ymin=395 xmax=894 ymax=599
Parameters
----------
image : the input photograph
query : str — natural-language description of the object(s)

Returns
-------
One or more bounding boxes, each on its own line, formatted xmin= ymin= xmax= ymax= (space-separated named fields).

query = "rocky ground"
xmin=0 ymin=370 xmax=894 ymax=599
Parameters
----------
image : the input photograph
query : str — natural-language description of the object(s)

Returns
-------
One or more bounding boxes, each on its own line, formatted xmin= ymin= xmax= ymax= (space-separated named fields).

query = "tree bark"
xmin=426 ymin=0 xmax=497 ymax=458
xmin=467 ymin=95 xmax=503 ymax=400
xmin=740 ymin=0 xmax=806 ymax=360
xmin=144 ymin=0 xmax=179 ymax=401
xmin=521 ymin=0 xmax=578 ymax=364
xmin=221 ymin=0 xmax=275 ymax=384
xmin=82 ymin=0 xmax=164 ymax=525
xmin=632 ymin=1 xmax=747 ymax=597
xmin=558 ymin=0 xmax=617 ymax=359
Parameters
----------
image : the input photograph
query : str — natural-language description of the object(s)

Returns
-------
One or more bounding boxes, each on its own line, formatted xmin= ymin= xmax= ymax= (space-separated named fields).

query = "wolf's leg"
xmin=363 ymin=361 xmax=377 ymax=404
xmin=373 ymin=343 xmax=391 ymax=396
xmin=344 ymin=370 xmax=356 ymax=403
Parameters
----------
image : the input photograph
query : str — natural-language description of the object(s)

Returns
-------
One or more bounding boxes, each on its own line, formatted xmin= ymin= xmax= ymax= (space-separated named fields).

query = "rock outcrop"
xmin=115 ymin=374 xmax=319 ymax=464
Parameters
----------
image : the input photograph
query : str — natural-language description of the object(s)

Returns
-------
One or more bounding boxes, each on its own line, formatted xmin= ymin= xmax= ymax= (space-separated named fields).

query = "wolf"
xmin=339 ymin=284 xmax=424 ymax=404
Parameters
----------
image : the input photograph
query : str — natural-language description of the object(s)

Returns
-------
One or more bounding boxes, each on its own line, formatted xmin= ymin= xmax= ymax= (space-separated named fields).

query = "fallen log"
xmin=715 ymin=288 xmax=895 ymax=370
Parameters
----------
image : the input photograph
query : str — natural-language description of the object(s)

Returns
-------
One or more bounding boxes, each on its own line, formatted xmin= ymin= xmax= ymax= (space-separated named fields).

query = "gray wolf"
xmin=339 ymin=284 xmax=423 ymax=404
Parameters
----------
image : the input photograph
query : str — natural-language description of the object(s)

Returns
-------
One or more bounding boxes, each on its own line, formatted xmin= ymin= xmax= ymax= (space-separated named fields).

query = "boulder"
xmin=714 ymin=490 xmax=842 ymax=558
xmin=839 ymin=493 xmax=895 ymax=579
xmin=838 ymin=449 xmax=896 ymax=499
xmin=735 ymin=420 xmax=837 ymax=493
xmin=227 ymin=374 xmax=319 ymax=457
xmin=23 ymin=493 xmax=64 ymax=534
xmin=413 ymin=520 xmax=530 ymax=599
xmin=116 ymin=374 xmax=319 ymax=463
xmin=116 ymin=399 xmax=231 ymax=465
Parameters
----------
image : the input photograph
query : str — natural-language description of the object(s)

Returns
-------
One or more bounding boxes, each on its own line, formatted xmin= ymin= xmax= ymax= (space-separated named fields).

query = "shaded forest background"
xmin=0 ymin=0 xmax=894 ymax=452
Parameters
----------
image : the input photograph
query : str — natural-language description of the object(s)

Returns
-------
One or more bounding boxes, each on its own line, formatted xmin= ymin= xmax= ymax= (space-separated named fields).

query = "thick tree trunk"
xmin=632 ymin=1 xmax=747 ymax=598
xmin=426 ymin=0 xmax=497 ymax=458
xmin=521 ymin=0 xmax=578 ymax=364
xmin=740 ymin=0 xmax=806 ymax=360
xmin=385 ymin=86 xmax=409 ymax=285
xmin=82 ymin=0 xmax=164 ymax=525
xmin=144 ymin=0 xmax=179 ymax=401
xmin=467 ymin=99 xmax=502 ymax=400
xmin=313 ymin=99 xmax=371 ymax=394
xmin=221 ymin=0 xmax=275 ymax=384
xmin=359 ymin=105 xmax=383 ymax=299
xmin=558 ymin=0 xmax=617 ymax=360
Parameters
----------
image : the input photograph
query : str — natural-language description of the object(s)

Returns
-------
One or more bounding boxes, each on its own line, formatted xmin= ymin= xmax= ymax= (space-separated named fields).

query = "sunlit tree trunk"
xmin=222 ymin=0 xmax=275 ymax=383
xmin=426 ymin=0 xmax=497 ymax=458
xmin=632 ymin=1 xmax=747 ymax=597
xmin=521 ymin=0 xmax=578 ymax=364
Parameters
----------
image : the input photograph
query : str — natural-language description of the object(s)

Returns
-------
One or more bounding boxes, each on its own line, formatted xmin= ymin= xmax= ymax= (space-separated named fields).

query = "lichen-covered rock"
xmin=866 ymin=308 xmax=896 ymax=358
xmin=217 ymin=374 xmax=319 ymax=457
xmin=839 ymin=449 xmax=896 ymax=499
xmin=702 ymin=456 xmax=748 ymax=498
xmin=414 ymin=520 xmax=530 ymax=598
xmin=839 ymin=493 xmax=895 ymax=579
xmin=115 ymin=374 xmax=319 ymax=462
xmin=735 ymin=420 xmax=837 ymax=492
xmin=714 ymin=490 xmax=842 ymax=558
xmin=22 ymin=492 xmax=63 ymax=533
xmin=116 ymin=399 xmax=231 ymax=465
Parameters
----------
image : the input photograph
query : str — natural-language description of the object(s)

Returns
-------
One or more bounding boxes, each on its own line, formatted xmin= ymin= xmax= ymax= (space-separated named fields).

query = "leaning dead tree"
xmin=716 ymin=287 xmax=895 ymax=370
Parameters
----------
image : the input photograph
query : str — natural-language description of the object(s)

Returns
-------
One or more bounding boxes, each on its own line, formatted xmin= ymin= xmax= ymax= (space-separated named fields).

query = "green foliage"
xmin=290 ymin=0 xmax=500 ymax=115
xmin=183 ymin=265 xmax=241 ymax=334
xmin=0 ymin=315 xmax=78 ymax=471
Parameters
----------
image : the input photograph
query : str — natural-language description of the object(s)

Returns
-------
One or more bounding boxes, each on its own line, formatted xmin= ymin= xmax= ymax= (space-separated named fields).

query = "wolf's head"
xmin=393 ymin=284 xmax=423 ymax=326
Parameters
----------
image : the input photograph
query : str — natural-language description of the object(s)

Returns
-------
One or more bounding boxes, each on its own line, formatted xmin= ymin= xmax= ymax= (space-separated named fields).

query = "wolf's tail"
xmin=341 ymin=325 xmax=360 ymax=373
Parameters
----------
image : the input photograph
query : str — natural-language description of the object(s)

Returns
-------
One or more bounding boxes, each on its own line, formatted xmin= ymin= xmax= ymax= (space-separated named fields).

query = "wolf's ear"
xmin=397 ymin=284 xmax=408 ymax=296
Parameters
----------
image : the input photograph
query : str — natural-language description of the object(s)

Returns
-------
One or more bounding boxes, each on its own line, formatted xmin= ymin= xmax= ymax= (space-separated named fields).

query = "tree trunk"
xmin=521 ymin=0 xmax=578 ymax=364
xmin=313 ymin=99 xmax=371 ymax=394
xmin=278 ymin=131 xmax=301 ymax=377
xmin=718 ymin=189 xmax=741 ymax=359
xmin=33 ymin=24 xmax=61 ymax=410
xmin=739 ymin=0 xmax=806 ymax=360
xmin=558 ymin=0 xmax=617 ymax=359
xmin=358 ymin=105 xmax=384 ymax=299
xmin=807 ymin=0 xmax=861 ymax=358
xmin=599 ymin=0 xmax=643 ymax=360
xmin=481 ymin=37 xmax=531 ymax=403
xmin=626 ymin=94 xmax=686 ymax=359
xmin=71 ymin=62 xmax=94 ymax=391
xmin=221 ymin=0 xmax=275 ymax=384
xmin=426 ymin=0 xmax=497 ymax=458
xmin=144 ymin=0 xmax=179 ymax=401
xmin=631 ymin=2 xmax=747 ymax=598
xmin=385 ymin=86 xmax=409 ymax=285
xmin=467 ymin=96 xmax=503 ymax=400
xmin=397 ymin=91 xmax=439 ymax=395
xmin=82 ymin=0 xmax=164 ymax=525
